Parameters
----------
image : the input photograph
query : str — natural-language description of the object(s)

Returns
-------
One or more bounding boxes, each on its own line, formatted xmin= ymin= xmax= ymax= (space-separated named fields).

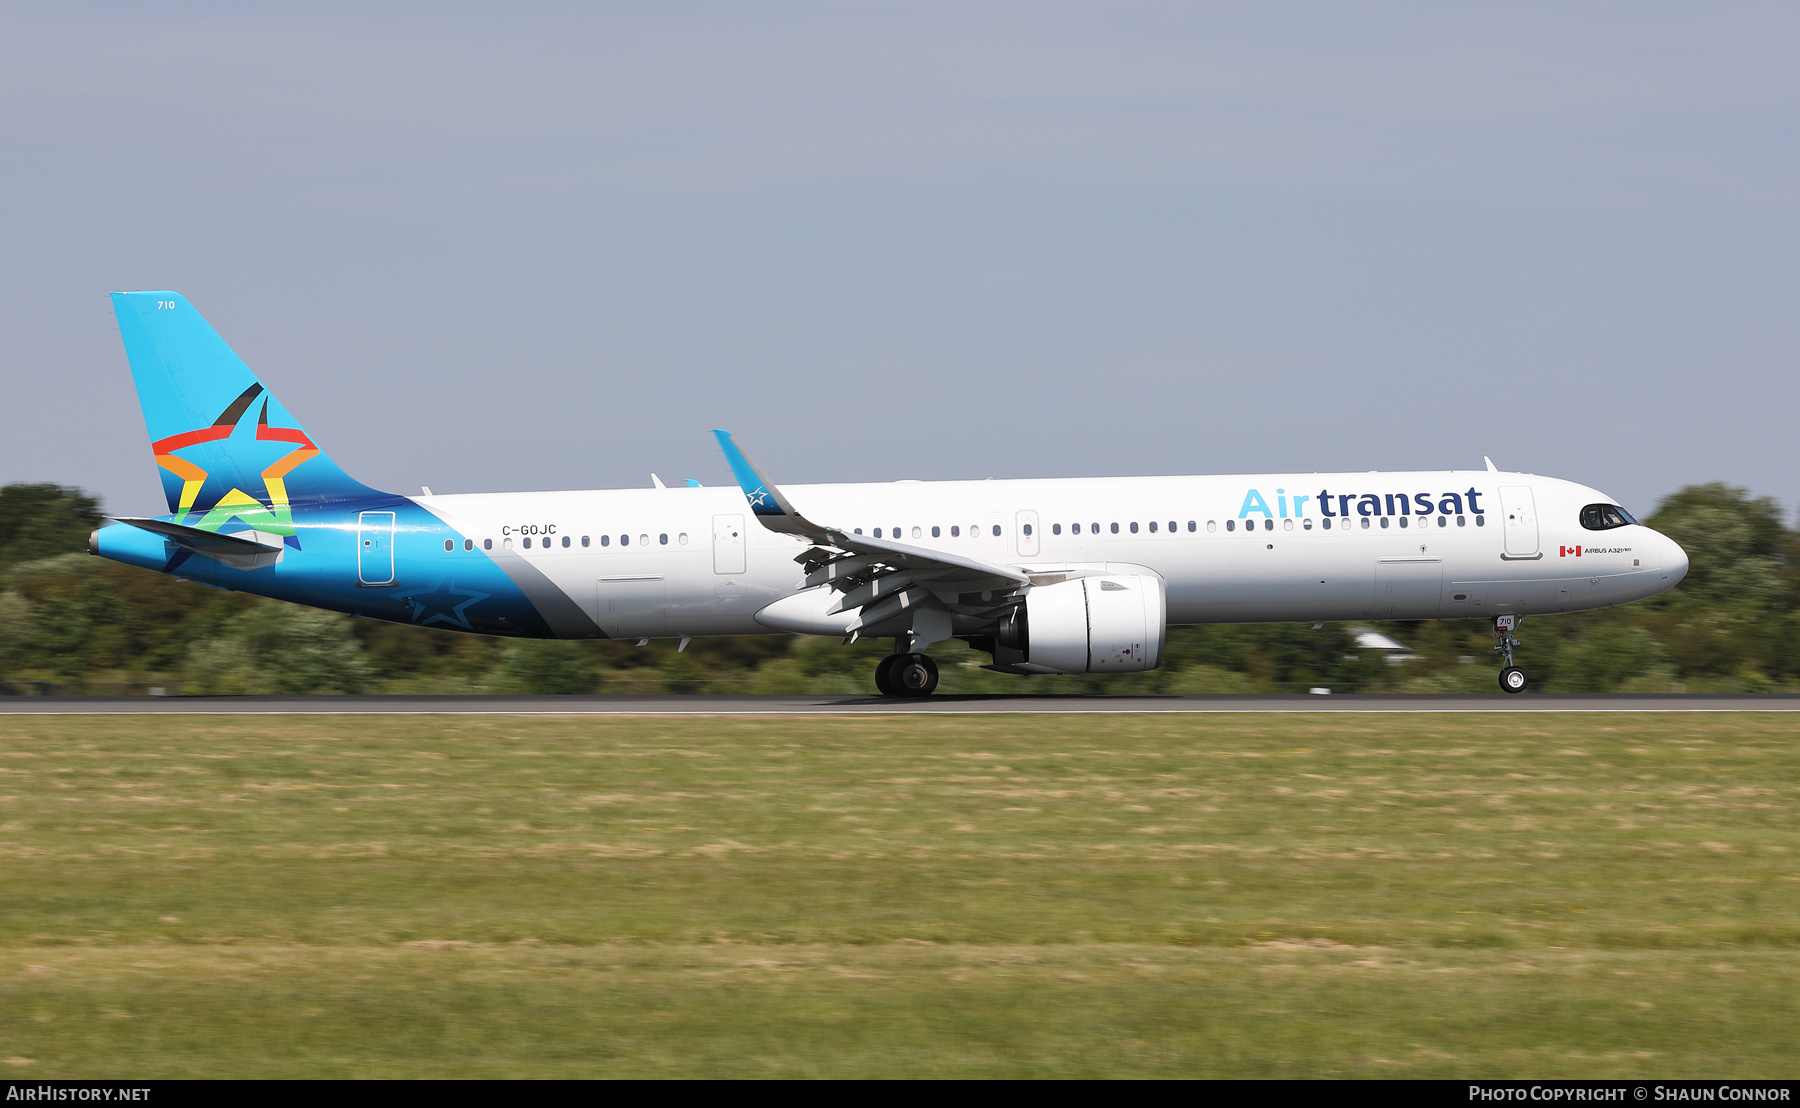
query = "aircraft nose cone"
xmin=1662 ymin=533 xmax=1689 ymax=586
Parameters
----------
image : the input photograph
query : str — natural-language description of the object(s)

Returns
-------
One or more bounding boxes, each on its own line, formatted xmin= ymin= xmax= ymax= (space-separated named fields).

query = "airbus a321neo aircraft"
xmin=91 ymin=292 xmax=1690 ymax=696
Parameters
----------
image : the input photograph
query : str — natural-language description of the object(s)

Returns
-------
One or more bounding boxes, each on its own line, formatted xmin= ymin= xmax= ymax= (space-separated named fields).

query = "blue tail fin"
xmin=110 ymin=291 xmax=381 ymax=534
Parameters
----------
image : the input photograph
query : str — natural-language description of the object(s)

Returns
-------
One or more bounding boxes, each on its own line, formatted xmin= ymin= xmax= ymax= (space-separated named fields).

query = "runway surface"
xmin=2 ymin=694 xmax=1798 ymax=714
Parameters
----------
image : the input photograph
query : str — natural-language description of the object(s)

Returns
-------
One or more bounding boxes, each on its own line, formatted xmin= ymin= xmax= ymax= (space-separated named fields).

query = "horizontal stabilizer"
xmin=110 ymin=517 xmax=284 ymax=568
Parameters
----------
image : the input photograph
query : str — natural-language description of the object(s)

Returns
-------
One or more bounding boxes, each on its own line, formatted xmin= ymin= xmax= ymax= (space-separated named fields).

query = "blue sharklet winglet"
xmin=712 ymin=429 xmax=828 ymax=539
xmin=711 ymin=430 xmax=1029 ymax=588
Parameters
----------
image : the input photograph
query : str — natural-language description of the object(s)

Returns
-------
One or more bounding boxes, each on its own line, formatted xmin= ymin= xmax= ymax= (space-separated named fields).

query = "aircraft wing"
xmin=713 ymin=430 xmax=1028 ymax=634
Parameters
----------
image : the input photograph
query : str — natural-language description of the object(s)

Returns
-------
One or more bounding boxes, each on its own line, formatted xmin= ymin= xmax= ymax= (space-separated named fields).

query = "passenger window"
xmin=1148 ymin=521 xmax=1157 ymax=533
xmin=1052 ymin=523 xmax=1061 ymax=535
xmin=1206 ymin=521 xmax=1216 ymax=533
xmin=1360 ymin=518 xmax=1370 ymax=530
xmin=1321 ymin=518 xmax=1331 ymax=530
xmin=523 ymin=536 xmax=532 ymax=549
xmin=1226 ymin=519 xmax=1236 ymax=532
xmin=504 ymin=537 xmax=513 ymax=549
xmin=1398 ymin=517 xmax=1408 ymax=529
xmin=1380 ymin=518 xmax=1389 ymax=529
xmin=443 ymin=539 xmax=453 ymax=551
xmin=1476 ymin=516 xmax=1486 ymax=527
xmin=483 ymin=538 xmax=492 ymax=550
xmin=1129 ymin=522 xmax=1138 ymax=533
xmin=659 ymin=533 xmax=668 ymax=545
xmin=621 ymin=535 xmax=629 ymax=546
xmin=932 ymin=526 xmax=940 ymax=537
xmin=893 ymin=526 xmax=900 ymax=538
xmin=854 ymin=528 xmax=863 ymax=535
xmin=1110 ymin=522 xmax=1119 ymax=534
xmin=1283 ymin=519 xmax=1293 ymax=531
xmin=1302 ymin=519 xmax=1312 ymax=530
xmin=464 ymin=539 xmax=474 ymax=551
xmin=1437 ymin=516 xmax=1446 ymax=528
xmin=1188 ymin=521 xmax=1197 ymax=532
xmin=992 ymin=525 xmax=1001 ymax=537
xmin=912 ymin=526 xmax=922 ymax=539
xmin=581 ymin=535 xmax=589 ymax=547
xmin=873 ymin=528 xmax=882 ymax=538
xmin=679 ymin=533 xmax=688 ymax=544
xmin=1023 ymin=523 xmax=1033 ymax=536
xmin=1090 ymin=523 xmax=1099 ymax=534
xmin=950 ymin=526 xmax=959 ymax=537
xmin=562 ymin=535 xmax=571 ymax=547
xmin=1456 ymin=516 xmax=1466 ymax=527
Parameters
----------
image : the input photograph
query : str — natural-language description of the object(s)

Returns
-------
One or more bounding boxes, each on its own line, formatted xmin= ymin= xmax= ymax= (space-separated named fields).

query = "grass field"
xmin=0 ymin=712 xmax=1797 ymax=1077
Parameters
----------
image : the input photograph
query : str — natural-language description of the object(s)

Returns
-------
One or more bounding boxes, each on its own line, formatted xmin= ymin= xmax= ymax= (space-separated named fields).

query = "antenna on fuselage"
xmin=1483 ymin=456 xmax=1499 ymax=472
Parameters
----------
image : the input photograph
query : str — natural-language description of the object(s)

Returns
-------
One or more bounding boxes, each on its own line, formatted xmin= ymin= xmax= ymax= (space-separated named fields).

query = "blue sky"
xmin=3 ymin=2 xmax=1796 ymax=517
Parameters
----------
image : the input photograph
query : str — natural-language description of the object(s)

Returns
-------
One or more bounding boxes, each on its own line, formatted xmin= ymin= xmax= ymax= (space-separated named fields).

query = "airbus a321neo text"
xmin=91 ymin=292 xmax=1690 ymax=696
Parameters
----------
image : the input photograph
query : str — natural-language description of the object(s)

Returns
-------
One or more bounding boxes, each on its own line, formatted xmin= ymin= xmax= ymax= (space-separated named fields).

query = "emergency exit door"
xmin=1016 ymin=510 xmax=1040 ymax=556
xmin=713 ymin=514 xmax=746 ymax=574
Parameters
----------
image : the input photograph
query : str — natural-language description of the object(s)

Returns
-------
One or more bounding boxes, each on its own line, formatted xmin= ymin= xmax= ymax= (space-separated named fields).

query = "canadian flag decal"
xmin=1560 ymin=545 xmax=1583 ymax=557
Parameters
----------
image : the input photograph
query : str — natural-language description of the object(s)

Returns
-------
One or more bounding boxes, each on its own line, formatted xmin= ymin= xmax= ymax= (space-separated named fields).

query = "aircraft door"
xmin=712 ymin=514 xmax=746 ymax=574
xmin=1015 ymin=510 xmax=1040 ymax=557
xmin=1499 ymin=486 xmax=1539 ymax=557
xmin=358 ymin=511 xmax=395 ymax=586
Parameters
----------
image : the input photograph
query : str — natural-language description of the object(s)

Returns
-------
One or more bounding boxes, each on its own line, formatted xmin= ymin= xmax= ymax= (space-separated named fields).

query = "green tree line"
xmin=2 ymin=481 xmax=1794 ymax=695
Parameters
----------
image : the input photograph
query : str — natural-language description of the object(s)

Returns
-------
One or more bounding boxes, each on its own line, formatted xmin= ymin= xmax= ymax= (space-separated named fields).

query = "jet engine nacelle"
xmin=1007 ymin=574 xmax=1166 ymax=674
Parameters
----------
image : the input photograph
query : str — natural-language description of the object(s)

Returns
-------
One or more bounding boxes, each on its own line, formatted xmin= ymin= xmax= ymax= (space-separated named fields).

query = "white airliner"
xmin=95 ymin=292 xmax=1691 ymax=697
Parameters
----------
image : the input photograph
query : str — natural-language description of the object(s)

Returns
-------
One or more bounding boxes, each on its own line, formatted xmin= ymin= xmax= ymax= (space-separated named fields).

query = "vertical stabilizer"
xmin=110 ymin=291 xmax=381 ymax=533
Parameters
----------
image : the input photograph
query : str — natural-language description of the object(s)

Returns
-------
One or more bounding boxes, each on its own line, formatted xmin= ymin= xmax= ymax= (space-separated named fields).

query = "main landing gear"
xmin=1494 ymin=615 xmax=1528 ymax=694
xmin=875 ymin=652 xmax=940 ymax=698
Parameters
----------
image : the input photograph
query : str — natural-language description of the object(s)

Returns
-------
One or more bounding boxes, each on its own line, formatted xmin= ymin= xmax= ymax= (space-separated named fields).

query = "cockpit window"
xmin=1580 ymin=503 xmax=1638 ymax=531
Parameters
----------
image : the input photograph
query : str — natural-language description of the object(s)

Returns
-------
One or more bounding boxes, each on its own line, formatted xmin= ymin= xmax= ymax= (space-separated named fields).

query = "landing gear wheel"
xmin=1499 ymin=666 xmax=1528 ymax=694
xmin=893 ymin=654 xmax=939 ymax=697
xmin=874 ymin=655 xmax=900 ymax=697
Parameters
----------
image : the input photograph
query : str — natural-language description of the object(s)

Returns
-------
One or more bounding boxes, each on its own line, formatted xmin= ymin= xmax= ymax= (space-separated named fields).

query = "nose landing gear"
xmin=1494 ymin=616 xmax=1528 ymax=694
xmin=874 ymin=651 xmax=939 ymax=697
